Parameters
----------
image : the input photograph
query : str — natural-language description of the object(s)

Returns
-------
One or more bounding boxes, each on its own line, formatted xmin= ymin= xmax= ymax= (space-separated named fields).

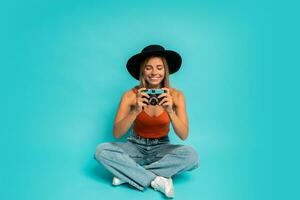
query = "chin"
xmin=147 ymin=82 xmax=162 ymax=88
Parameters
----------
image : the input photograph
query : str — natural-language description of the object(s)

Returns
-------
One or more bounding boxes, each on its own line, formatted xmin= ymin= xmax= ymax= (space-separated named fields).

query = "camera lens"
xmin=149 ymin=97 xmax=158 ymax=105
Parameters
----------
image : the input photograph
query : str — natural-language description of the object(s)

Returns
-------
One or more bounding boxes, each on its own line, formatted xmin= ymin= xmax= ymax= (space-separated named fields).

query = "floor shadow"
xmin=172 ymin=173 xmax=192 ymax=184
xmin=82 ymin=157 xmax=112 ymax=184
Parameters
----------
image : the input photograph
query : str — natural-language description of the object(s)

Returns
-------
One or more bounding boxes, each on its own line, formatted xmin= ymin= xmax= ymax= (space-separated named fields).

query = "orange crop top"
xmin=132 ymin=87 xmax=170 ymax=138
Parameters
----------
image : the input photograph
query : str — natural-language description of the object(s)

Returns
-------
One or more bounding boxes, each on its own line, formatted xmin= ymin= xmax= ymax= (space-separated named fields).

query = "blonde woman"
xmin=94 ymin=44 xmax=199 ymax=198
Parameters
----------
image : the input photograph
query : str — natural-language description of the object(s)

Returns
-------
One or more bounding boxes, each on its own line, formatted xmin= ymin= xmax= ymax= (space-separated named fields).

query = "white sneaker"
xmin=151 ymin=176 xmax=175 ymax=198
xmin=112 ymin=176 xmax=126 ymax=186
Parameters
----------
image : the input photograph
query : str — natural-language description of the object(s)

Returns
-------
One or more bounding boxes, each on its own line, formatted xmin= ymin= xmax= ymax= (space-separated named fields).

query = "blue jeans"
xmin=94 ymin=131 xmax=199 ymax=191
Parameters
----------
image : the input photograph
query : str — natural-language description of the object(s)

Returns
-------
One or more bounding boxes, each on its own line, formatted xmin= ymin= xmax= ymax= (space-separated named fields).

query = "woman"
xmin=94 ymin=44 xmax=199 ymax=198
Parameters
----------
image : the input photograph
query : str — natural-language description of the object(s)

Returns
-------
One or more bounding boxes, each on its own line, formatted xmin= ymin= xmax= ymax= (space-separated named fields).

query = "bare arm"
xmin=168 ymin=91 xmax=189 ymax=140
xmin=113 ymin=91 xmax=136 ymax=138
xmin=113 ymin=110 xmax=139 ymax=138
xmin=113 ymin=88 xmax=149 ymax=138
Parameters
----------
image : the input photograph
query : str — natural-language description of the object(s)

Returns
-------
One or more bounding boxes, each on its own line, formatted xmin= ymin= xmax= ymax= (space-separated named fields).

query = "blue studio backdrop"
xmin=1 ymin=0 xmax=295 ymax=200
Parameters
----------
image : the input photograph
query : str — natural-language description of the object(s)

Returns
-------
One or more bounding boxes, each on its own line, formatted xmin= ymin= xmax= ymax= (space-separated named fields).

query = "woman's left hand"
xmin=158 ymin=87 xmax=174 ymax=113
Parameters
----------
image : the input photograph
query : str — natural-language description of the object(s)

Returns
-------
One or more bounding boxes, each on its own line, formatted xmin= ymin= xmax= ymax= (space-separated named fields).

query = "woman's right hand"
xmin=135 ymin=87 xmax=150 ymax=114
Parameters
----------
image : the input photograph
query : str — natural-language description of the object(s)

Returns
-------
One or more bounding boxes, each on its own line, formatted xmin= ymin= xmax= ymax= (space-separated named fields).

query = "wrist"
xmin=131 ymin=109 xmax=140 ymax=117
xmin=166 ymin=108 xmax=175 ymax=114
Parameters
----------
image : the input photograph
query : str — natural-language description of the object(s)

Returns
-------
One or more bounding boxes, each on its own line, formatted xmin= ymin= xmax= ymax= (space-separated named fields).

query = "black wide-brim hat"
xmin=126 ymin=44 xmax=182 ymax=80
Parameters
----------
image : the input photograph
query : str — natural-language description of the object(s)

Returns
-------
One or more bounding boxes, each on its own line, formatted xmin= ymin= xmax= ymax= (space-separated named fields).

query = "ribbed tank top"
xmin=132 ymin=87 xmax=170 ymax=138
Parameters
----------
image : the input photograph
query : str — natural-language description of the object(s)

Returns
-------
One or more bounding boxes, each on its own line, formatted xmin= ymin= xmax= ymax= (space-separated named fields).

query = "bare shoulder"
xmin=169 ymin=87 xmax=184 ymax=99
xmin=121 ymin=88 xmax=136 ymax=105
xmin=169 ymin=87 xmax=185 ymax=106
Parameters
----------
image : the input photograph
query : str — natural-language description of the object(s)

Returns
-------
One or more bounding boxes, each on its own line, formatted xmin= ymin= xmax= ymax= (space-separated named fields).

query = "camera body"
xmin=142 ymin=89 xmax=166 ymax=105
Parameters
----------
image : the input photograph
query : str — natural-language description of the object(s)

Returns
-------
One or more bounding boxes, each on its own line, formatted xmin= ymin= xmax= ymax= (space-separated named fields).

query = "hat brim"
xmin=126 ymin=50 xmax=182 ymax=80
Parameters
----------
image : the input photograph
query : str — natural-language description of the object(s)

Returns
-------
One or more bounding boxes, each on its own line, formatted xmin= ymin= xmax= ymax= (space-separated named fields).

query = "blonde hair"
xmin=137 ymin=56 xmax=171 ymax=89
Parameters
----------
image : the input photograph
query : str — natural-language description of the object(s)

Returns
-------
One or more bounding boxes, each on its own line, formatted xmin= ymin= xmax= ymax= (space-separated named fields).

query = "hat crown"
xmin=141 ymin=44 xmax=165 ymax=53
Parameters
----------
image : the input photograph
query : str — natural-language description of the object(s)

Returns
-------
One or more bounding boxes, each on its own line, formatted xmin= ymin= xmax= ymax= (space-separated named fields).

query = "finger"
xmin=142 ymin=99 xmax=149 ymax=105
xmin=159 ymin=98 xmax=168 ymax=105
xmin=137 ymin=92 xmax=149 ymax=99
xmin=159 ymin=101 xmax=166 ymax=106
xmin=141 ymin=102 xmax=149 ymax=107
xmin=138 ymin=99 xmax=148 ymax=104
xmin=158 ymin=93 xmax=168 ymax=99
xmin=138 ymin=87 xmax=147 ymax=93
xmin=141 ymin=92 xmax=150 ymax=98
xmin=161 ymin=87 xmax=170 ymax=93
xmin=160 ymin=101 xmax=170 ymax=107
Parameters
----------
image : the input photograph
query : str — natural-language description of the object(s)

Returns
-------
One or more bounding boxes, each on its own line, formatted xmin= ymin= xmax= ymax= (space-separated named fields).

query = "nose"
xmin=151 ymin=68 xmax=159 ymax=75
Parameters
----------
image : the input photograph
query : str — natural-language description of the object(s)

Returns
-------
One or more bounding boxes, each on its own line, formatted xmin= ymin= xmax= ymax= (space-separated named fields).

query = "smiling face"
xmin=143 ymin=56 xmax=165 ymax=88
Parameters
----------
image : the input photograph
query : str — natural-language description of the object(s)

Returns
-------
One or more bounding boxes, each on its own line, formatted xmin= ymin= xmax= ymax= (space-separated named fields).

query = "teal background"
xmin=1 ymin=0 xmax=298 ymax=200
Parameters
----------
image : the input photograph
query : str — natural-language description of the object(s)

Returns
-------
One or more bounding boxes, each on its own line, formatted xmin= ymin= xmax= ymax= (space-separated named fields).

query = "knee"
xmin=178 ymin=146 xmax=199 ymax=167
xmin=94 ymin=142 xmax=114 ymax=161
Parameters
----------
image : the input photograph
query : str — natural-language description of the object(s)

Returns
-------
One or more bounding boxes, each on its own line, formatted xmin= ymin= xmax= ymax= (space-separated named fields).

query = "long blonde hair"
xmin=136 ymin=56 xmax=171 ymax=89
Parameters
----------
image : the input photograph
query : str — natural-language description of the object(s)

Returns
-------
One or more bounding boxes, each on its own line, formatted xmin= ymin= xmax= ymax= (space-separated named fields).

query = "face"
xmin=143 ymin=57 xmax=165 ymax=88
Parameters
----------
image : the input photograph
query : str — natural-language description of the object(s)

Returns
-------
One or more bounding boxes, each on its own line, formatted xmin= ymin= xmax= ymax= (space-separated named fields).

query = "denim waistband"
xmin=127 ymin=132 xmax=170 ymax=146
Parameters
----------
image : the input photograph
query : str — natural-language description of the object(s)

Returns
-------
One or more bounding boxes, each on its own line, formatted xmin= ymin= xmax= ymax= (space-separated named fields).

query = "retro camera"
xmin=141 ymin=89 xmax=166 ymax=106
